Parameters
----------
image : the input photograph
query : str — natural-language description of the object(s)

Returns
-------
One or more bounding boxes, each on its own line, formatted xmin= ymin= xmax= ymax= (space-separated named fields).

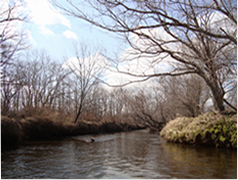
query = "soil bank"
xmin=1 ymin=115 xmax=144 ymax=148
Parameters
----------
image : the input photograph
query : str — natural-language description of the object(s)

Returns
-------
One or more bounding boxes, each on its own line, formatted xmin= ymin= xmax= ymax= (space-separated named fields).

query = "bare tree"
xmin=1 ymin=63 xmax=23 ymax=115
xmin=121 ymin=87 xmax=165 ymax=131
xmin=0 ymin=1 xmax=28 ymax=115
xmin=158 ymin=74 xmax=210 ymax=117
xmin=52 ymin=0 xmax=237 ymax=114
xmin=0 ymin=1 xmax=28 ymax=68
xmin=5 ymin=50 xmax=70 ymax=115
xmin=63 ymin=43 xmax=106 ymax=123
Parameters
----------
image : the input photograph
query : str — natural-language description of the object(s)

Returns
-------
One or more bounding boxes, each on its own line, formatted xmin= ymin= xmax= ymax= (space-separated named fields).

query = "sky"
xmin=22 ymin=0 xmax=125 ymax=61
xmin=1 ymin=0 xmax=170 ymax=89
xmin=3 ymin=0 xmax=232 ymax=90
xmin=1 ymin=0 xmax=139 ymax=89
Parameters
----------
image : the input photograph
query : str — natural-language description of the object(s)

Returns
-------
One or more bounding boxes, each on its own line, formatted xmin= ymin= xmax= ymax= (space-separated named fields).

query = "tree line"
xmin=1 ymin=0 xmax=237 ymax=130
xmin=53 ymin=0 xmax=237 ymax=114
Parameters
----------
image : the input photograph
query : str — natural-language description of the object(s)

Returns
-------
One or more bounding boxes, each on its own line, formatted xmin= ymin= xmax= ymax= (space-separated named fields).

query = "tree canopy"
xmin=52 ymin=0 xmax=237 ymax=113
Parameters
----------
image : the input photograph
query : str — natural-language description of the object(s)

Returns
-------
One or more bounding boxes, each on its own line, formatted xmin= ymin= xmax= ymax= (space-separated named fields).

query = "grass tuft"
xmin=160 ymin=112 xmax=237 ymax=148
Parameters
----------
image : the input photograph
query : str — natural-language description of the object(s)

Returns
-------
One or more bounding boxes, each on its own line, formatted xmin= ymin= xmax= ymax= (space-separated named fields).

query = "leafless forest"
xmin=1 ymin=0 xmax=237 ymax=132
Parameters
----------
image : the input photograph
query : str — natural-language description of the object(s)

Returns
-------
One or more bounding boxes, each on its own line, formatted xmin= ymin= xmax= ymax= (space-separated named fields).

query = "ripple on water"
xmin=1 ymin=130 xmax=237 ymax=179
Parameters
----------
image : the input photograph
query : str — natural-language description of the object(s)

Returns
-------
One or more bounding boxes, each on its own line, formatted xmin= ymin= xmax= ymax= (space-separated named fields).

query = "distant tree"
xmin=63 ymin=43 xmax=106 ymax=123
xmin=158 ymin=74 xmax=210 ymax=118
xmin=84 ymin=87 xmax=108 ymax=119
xmin=122 ymin=88 xmax=165 ymax=131
xmin=53 ymin=0 xmax=237 ymax=114
xmin=3 ymin=50 xmax=70 ymax=115
xmin=0 ymin=1 xmax=28 ymax=69
xmin=0 ymin=1 xmax=28 ymax=115
xmin=1 ymin=63 xmax=23 ymax=115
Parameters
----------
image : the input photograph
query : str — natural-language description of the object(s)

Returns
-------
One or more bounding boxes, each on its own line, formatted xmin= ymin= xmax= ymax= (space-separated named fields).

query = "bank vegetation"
xmin=160 ymin=112 xmax=237 ymax=148
xmin=1 ymin=108 xmax=144 ymax=147
xmin=1 ymin=1 xmax=237 ymax=148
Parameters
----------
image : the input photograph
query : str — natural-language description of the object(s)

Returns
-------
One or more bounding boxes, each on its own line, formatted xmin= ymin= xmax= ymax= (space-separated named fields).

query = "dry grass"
xmin=1 ymin=116 xmax=22 ymax=146
xmin=1 ymin=109 xmax=145 ymax=147
xmin=160 ymin=112 xmax=237 ymax=148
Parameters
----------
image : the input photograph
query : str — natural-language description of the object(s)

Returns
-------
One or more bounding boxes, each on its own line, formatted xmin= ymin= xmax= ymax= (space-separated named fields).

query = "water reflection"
xmin=161 ymin=142 xmax=237 ymax=178
xmin=1 ymin=130 xmax=237 ymax=179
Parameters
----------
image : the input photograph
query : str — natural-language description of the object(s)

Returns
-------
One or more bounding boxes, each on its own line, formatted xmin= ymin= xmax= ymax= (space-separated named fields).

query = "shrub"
xmin=160 ymin=112 xmax=237 ymax=148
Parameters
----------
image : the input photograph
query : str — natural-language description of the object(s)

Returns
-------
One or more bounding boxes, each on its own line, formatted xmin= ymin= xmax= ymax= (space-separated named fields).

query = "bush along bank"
xmin=1 ymin=115 xmax=145 ymax=148
xmin=160 ymin=112 xmax=237 ymax=148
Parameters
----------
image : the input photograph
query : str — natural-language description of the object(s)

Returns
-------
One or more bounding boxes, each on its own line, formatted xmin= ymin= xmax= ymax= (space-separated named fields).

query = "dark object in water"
xmin=90 ymin=138 xmax=95 ymax=142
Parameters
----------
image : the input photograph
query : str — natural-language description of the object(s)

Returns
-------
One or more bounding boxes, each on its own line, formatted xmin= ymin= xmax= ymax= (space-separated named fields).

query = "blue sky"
xmin=1 ymin=0 xmax=176 ymax=88
xmin=22 ymin=0 xmax=126 ymax=61
xmin=19 ymin=0 xmax=162 ymax=88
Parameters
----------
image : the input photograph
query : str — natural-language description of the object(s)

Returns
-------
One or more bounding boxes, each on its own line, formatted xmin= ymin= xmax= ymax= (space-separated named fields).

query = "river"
xmin=1 ymin=130 xmax=237 ymax=179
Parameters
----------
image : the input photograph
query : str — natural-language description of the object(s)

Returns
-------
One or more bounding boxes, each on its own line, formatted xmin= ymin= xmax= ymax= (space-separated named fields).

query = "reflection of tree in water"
xmin=2 ymin=140 xmax=80 ymax=178
xmin=98 ymin=130 xmax=169 ymax=178
xmin=161 ymin=143 xmax=237 ymax=179
xmin=68 ymin=139 xmax=106 ymax=178
xmin=2 ymin=131 xmax=237 ymax=179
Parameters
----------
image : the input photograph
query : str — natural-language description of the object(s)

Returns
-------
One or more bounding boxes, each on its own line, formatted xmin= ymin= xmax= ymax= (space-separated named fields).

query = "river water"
xmin=1 ymin=130 xmax=237 ymax=179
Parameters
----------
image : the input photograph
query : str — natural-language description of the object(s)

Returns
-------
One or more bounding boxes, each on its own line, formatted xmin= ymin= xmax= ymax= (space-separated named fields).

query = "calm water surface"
xmin=1 ymin=130 xmax=237 ymax=178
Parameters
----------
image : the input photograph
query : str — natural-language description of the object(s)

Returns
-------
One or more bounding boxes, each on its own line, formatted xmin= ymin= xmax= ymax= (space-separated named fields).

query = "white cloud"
xmin=40 ymin=26 xmax=55 ymax=36
xmin=25 ymin=0 xmax=71 ymax=36
xmin=104 ymin=11 xmax=236 ymax=89
xmin=63 ymin=30 xmax=78 ymax=40
xmin=25 ymin=29 xmax=37 ymax=45
xmin=0 ymin=1 xmax=27 ymax=45
xmin=102 ymin=67 xmax=157 ymax=91
xmin=120 ymin=28 xmax=178 ymax=73
xmin=106 ymin=10 xmax=236 ymax=88
xmin=25 ymin=0 xmax=70 ymax=27
xmin=212 ymin=12 xmax=236 ymax=37
xmin=63 ymin=53 xmax=109 ymax=78
xmin=0 ymin=1 xmax=23 ymax=32
xmin=102 ymin=27 xmax=177 ymax=88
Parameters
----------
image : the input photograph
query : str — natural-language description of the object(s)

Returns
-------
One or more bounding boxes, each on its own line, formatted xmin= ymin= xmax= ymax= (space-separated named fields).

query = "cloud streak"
xmin=63 ymin=30 xmax=78 ymax=40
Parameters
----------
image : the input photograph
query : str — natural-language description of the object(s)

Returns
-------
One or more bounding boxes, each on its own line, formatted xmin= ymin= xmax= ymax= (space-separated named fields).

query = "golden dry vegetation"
xmin=160 ymin=112 xmax=237 ymax=148
xmin=1 ymin=108 xmax=144 ymax=147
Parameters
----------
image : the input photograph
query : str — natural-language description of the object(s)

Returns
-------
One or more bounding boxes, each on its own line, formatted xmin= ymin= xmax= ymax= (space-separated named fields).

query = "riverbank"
xmin=160 ymin=112 xmax=237 ymax=148
xmin=1 ymin=114 xmax=145 ymax=148
xmin=2 ymin=129 xmax=236 ymax=179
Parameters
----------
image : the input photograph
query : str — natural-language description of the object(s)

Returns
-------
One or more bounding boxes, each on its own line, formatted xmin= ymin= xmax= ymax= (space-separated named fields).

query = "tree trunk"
xmin=74 ymin=103 xmax=82 ymax=123
xmin=206 ymin=79 xmax=226 ymax=114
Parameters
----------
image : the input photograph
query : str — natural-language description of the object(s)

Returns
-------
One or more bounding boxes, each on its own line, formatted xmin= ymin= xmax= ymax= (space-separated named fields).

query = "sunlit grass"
xmin=160 ymin=112 xmax=237 ymax=148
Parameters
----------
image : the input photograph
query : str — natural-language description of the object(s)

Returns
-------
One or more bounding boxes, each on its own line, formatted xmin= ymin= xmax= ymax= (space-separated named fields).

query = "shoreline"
xmin=1 ymin=115 xmax=145 ymax=148
xmin=160 ymin=112 xmax=237 ymax=148
xmin=2 ymin=112 xmax=237 ymax=149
